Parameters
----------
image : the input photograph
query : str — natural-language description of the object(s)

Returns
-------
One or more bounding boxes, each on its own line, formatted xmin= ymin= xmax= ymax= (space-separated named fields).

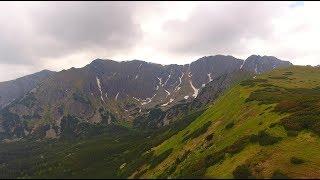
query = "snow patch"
xmin=96 ymin=77 xmax=105 ymax=102
xmin=120 ymin=163 xmax=126 ymax=170
xmin=115 ymin=92 xmax=119 ymax=101
xmin=240 ymin=60 xmax=245 ymax=69
xmin=157 ymin=77 xmax=163 ymax=87
xmin=164 ymin=72 xmax=172 ymax=86
xmin=188 ymin=72 xmax=199 ymax=98
xmin=135 ymin=75 xmax=139 ymax=79
xmin=133 ymin=97 xmax=140 ymax=101
xmin=255 ymin=64 xmax=258 ymax=74
xmin=184 ymin=96 xmax=189 ymax=99
xmin=141 ymin=92 xmax=157 ymax=106
xmin=141 ymin=98 xmax=152 ymax=105
xmin=174 ymin=71 xmax=184 ymax=92
xmin=161 ymin=98 xmax=174 ymax=107
xmin=158 ymin=76 xmax=170 ymax=97
xmin=164 ymin=89 xmax=170 ymax=97
xmin=207 ymin=73 xmax=213 ymax=82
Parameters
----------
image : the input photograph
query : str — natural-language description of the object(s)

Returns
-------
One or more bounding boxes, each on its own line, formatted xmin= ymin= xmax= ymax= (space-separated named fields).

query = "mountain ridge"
xmin=0 ymin=54 xmax=292 ymax=140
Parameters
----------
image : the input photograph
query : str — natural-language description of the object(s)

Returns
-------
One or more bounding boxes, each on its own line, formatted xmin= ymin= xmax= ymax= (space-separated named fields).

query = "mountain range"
xmin=0 ymin=55 xmax=291 ymax=140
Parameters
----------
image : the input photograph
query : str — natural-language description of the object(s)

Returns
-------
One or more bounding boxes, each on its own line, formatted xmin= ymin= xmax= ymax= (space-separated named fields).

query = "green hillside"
xmin=133 ymin=66 xmax=320 ymax=179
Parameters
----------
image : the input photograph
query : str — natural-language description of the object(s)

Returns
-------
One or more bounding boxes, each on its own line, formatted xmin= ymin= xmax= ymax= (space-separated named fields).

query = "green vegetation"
xmin=249 ymin=131 xmax=282 ymax=146
xmin=205 ymin=152 xmax=225 ymax=168
xmin=271 ymin=170 xmax=289 ymax=179
xmin=182 ymin=121 xmax=212 ymax=142
xmin=205 ymin=133 xmax=214 ymax=142
xmin=149 ymin=148 xmax=173 ymax=169
xmin=290 ymin=157 xmax=305 ymax=165
xmin=133 ymin=107 xmax=166 ymax=129
xmin=225 ymin=121 xmax=234 ymax=129
xmin=232 ymin=164 xmax=253 ymax=179
xmin=287 ymin=130 xmax=299 ymax=137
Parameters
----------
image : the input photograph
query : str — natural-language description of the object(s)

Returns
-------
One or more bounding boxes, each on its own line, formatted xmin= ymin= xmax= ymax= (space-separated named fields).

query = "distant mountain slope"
xmin=0 ymin=55 xmax=292 ymax=139
xmin=0 ymin=70 xmax=55 ymax=108
xmin=132 ymin=66 xmax=320 ymax=179
xmin=241 ymin=55 xmax=292 ymax=74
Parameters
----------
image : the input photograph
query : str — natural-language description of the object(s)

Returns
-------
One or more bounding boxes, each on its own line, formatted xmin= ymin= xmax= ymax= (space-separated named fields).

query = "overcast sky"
xmin=0 ymin=1 xmax=318 ymax=81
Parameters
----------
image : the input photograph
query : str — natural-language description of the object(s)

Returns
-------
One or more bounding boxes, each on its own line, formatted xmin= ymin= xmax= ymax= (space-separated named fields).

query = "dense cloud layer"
xmin=160 ymin=2 xmax=286 ymax=56
xmin=0 ymin=2 xmax=141 ymax=66
xmin=0 ymin=1 xmax=318 ymax=81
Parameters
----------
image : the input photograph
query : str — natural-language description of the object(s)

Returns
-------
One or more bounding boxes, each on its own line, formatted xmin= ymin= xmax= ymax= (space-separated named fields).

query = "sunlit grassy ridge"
xmin=135 ymin=66 xmax=320 ymax=179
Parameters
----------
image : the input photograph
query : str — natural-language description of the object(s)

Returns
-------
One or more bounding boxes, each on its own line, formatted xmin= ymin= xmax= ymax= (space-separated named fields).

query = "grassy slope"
xmin=135 ymin=66 xmax=320 ymax=179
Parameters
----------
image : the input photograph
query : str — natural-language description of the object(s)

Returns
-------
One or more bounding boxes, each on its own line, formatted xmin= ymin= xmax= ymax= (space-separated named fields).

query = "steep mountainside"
xmin=0 ymin=70 xmax=55 ymax=108
xmin=0 ymin=55 xmax=292 ymax=139
xmin=131 ymin=66 xmax=320 ymax=179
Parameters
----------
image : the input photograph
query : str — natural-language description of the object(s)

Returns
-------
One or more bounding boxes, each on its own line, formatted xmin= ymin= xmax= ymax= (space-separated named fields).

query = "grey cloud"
xmin=160 ymin=2 xmax=287 ymax=56
xmin=0 ymin=2 xmax=142 ymax=65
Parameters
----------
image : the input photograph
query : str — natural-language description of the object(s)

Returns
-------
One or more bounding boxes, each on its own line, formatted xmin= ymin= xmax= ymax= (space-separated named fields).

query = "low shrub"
xmin=204 ymin=151 xmax=225 ymax=168
xmin=205 ymin=133 xmax=214 ymax=142
xmin=225 ymin=122 xmax=234 ymax=129
xmin=269 ymin=122 xmax=278 ymax=128
xmin=287 ymin=130 xmax=298 ymax=137
xmin=149 ymin=148 xmax=173 ymax=169
xmin=249 ymin=131 xmax=282 ymax=146
xmin=225 ymin=136 xmax=251 ymax=154
xmin=182 ymin=121 xmax=212 ymax=142
xmin=232 ymin=164 xmax=253 ymax=179
xmin=290 ymin=157 xmax=305 ymax=164
xmin=271 ymin=170 xmax=289 ymax=179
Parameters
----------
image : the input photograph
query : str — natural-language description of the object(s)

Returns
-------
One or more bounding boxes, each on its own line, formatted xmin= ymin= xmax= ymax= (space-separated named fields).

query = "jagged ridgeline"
xmin=0 ymin=55 xmax=291 ymax=139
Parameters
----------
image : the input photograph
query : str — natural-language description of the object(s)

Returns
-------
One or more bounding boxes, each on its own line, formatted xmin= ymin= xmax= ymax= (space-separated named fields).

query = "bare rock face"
xmin=0 ymin=55 xmax=292 ymax=139
xmin=45 ymin=126 xmax=58 ymax=139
